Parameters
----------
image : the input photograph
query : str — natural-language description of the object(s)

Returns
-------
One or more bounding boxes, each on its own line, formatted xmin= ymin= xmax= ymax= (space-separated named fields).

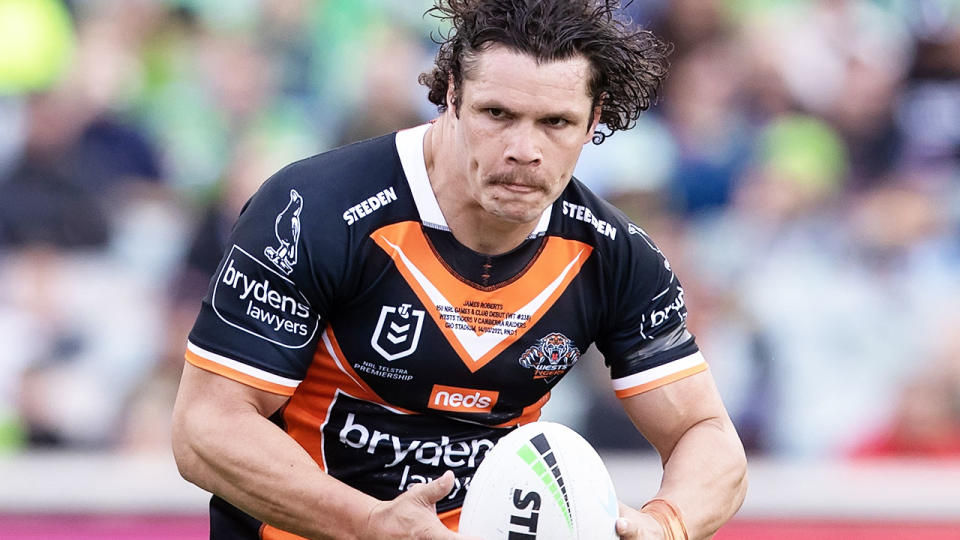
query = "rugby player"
xmin=172 ymin=1 xmax=748 ymax=539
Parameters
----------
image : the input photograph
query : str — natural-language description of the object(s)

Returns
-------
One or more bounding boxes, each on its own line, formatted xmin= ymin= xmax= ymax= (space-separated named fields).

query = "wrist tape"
xmin=640 ymin=498 xmax=689 ymax=540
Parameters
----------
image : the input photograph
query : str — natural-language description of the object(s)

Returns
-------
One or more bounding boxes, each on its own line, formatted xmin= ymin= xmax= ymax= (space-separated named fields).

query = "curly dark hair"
xmin=418 ymin=0 xmax=671 ymax=143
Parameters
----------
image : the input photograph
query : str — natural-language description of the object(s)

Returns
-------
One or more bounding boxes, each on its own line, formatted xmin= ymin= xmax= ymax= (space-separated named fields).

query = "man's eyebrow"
xmin=472 ymin=100 xmax=513 ymax=113
xmin=473 ymin=100 xmax=582 ymax=120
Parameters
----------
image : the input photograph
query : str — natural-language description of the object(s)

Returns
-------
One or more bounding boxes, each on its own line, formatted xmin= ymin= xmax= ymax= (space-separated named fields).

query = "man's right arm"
xmin=171 ymin=362 xmax=465 ymax=540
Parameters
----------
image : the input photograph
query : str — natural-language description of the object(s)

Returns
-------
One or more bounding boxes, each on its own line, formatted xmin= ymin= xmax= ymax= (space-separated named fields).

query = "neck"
xmin=424 ymin=115 xmax=542 ymax=255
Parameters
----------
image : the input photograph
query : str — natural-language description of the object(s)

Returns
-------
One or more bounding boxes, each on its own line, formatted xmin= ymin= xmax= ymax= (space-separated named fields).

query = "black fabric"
xmin=210 ymin=495 xmax=263 ymax=540
xmin=423 ymin=226 xmax=544 ymax=287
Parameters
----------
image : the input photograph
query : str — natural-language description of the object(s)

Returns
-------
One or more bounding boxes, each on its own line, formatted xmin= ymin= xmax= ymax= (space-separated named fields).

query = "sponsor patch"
xmin=519 ymin=333 xmax=581 ymax=383
xmin=562 ymin=201 xmax=617 ymax=240
xmin=428 ymin=384 xmax=499 ymax=413
xmin=321 ymin=392 xmax=501 ymax=512
xmin=264 ymin=189 xmax=303 ymax=275
xmin=639 ymin=285 xmax=687 ymax=340
xmin=212 ymin=245 xmax=319 ymax=348
xmin=343 ymin=187 xmax=398 ymax=225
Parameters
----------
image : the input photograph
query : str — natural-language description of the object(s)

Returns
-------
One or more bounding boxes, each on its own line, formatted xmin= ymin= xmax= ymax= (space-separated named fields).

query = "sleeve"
xmin=185 ymin=161 xmax=345 ymax=396
xmin=595 ymin=224 xmax=706 ymax=399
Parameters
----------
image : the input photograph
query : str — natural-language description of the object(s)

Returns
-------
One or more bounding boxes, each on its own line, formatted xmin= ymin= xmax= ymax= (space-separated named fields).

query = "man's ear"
xmin=446 ymin=75 xmax=458 ymax=117
xmin=585 ymin=102 xmax=603 ymax=144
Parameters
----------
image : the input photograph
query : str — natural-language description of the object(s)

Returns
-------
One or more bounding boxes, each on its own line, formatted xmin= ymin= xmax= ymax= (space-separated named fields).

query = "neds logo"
xmin=428 ymin=385 xmax=498 ymax=413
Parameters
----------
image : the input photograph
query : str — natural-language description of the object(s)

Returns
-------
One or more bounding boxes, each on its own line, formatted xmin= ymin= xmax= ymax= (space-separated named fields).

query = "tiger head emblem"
xmin=519 ymin=332 xmax=580 ymax=382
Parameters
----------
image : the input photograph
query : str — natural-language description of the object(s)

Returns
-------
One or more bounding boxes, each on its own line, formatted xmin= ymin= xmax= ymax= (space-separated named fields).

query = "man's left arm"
xmin=615 ymin=368 xmax=748 ymax=540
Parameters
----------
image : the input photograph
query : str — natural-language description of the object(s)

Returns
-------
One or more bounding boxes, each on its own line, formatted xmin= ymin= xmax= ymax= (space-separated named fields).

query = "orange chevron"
xmin=372 ymin=221 xmax=592 ymax=372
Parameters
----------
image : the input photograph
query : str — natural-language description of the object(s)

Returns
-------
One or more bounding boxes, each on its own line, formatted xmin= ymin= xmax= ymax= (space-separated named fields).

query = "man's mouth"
xmin=487 ymin=172 xmax=545 ymax=194
xmin=497 ymin=182 xmax=540 ymax=194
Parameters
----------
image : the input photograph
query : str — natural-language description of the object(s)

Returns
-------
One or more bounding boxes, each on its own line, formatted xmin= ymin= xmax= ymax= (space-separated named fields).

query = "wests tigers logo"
xmin=519 ymin=333 xmax=580 ymax=383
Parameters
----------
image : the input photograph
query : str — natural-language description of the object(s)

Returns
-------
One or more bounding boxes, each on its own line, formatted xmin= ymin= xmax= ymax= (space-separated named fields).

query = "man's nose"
xmin=503 ymin=123 xmax=543 ymax=166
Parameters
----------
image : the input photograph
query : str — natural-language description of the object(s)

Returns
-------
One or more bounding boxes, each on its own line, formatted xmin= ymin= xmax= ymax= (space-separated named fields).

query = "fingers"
xmin=616 ymin=516 xmax=637 ymax=538
xmin=617 ymin=501 xmax=637 ymax=539
xmin=409 ymin=470 xmax=456 ymax=506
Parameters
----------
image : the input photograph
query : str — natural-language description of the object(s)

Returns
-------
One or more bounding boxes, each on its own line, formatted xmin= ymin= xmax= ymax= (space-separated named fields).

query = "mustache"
xmin=485 ymin=171 xmax=549 ymax=191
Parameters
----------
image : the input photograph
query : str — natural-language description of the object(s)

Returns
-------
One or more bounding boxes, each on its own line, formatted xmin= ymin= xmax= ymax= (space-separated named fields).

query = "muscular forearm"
xmin=653 ymin=416 xmax=747 ymax=540
xmin=172 ymin=399 xmax=377 ymax=539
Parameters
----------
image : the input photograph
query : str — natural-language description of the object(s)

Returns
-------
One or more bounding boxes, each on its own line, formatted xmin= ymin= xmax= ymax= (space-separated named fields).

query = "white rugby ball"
xmin=459 ymin=421 xmax=619 ymax=539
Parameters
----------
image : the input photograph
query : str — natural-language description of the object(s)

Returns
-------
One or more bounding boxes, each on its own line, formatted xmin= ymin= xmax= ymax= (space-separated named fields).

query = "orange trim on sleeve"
xmin=614 ymin=363 xmax=708 ymax=399
xmin=440 ymin=507 xmax=462 ymax=531
xmin=260 ymin=524 xmax=306 ymax=540
xmin=185 ymin=349 xmax=297 ymax=396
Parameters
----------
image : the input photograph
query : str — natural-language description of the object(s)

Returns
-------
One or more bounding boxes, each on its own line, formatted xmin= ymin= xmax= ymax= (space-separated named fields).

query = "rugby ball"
xmin=459 ymin=421 xmax=619 ymax=539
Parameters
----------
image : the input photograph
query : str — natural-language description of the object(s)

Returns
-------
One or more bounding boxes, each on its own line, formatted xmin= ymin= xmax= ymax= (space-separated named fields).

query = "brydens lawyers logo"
xmin=212 ymin=245 xmax=318 ymax=349
xmin=428 ymin=384 xmax=499 ymax=413
xmin=371 ymin=303 xmax=425 ymax=361
xmin=519 ymin=333 xmax=580 ymax=383
xmin=265 ymin=189 xmax=303 ymax=275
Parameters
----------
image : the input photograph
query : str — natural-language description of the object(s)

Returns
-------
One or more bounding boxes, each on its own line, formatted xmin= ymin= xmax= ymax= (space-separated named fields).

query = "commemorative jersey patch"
xmin=519 ymin=332 xmax=580 ymax=383
xmin=371 ymin=221 xmax=593 ymax=373
xmin=264 ymin=189 xmax=303 ymax=275
xmin=212 ymin=245 xmax=318 ymax=348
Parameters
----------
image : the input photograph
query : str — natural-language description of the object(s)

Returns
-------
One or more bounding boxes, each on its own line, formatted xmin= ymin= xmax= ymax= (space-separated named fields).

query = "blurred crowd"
xmin=0 ymin=0 xmax=958 ymax=460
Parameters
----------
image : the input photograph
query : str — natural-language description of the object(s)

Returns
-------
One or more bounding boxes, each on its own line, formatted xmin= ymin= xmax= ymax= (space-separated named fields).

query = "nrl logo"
xmin=519 ymin=332 xmax=580 ymax=383
xmin=265 ymin=189 xmax=303 ymax=275
xmin=371 ymin=303 xmax=425 ymax=361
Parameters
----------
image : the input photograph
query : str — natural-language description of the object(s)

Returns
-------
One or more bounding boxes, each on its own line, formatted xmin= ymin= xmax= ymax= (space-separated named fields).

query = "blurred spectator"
xmin=335 ymin=27 xmax=432 ymax=146
xmin=0 ymin=0 xmax=958 ymax=460
xmin=661 ymin=39 xmax=753 ymax=214
xmin=850 ymin=370 xmax=960 ymax=459
xmin=0 ymin=0 xmax=74 ymax=95
xmin=851 ymin=315 xmax=960 ymax=460
xmin=652 ymin=0 xmax=730 ymax=58
xmin=896 ymin=0 xmax=960 ymax=169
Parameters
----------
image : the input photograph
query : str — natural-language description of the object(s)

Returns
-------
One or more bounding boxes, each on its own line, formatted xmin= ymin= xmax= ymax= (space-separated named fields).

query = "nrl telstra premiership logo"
xmin=371 ymin=303 xmax=425 ymax=361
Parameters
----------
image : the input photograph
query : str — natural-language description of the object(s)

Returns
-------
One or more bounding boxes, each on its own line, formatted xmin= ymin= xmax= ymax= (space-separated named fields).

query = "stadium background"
xmin=0 ymin=0 xmax=958 ymax=537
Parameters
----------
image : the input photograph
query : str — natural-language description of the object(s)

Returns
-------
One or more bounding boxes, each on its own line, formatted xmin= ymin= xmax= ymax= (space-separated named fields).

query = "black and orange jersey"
xmin=186 ymin=124 xmax=705 ymax=539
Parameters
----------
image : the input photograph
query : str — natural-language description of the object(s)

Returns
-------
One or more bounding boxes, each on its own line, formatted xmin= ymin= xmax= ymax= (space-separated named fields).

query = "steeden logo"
xmin=428 ymin=384 xmax=499 ymax=413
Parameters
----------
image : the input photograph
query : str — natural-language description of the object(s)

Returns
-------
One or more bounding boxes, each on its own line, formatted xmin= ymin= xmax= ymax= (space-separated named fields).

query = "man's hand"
xmin=361 ymin=471 xmax=477 ymax=540
xmin=616 ymin=502 xmax=666 ymax=540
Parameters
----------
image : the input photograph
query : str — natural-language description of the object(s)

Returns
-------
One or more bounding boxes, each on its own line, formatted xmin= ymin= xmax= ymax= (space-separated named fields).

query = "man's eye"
xmin=487 ymin=108 xmax=504 ymax=118
xmin=545 ymin=117 xmax=568 ymax=127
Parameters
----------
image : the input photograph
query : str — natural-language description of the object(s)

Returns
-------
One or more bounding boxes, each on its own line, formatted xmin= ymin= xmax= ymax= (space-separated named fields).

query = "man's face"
xmin=448 ymin=45 xmax=599 ymax=224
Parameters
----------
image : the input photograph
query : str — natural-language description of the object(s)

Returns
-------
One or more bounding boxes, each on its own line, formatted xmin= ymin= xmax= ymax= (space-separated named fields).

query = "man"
xmin=172 ymin=1 xmax=748 ymax=539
